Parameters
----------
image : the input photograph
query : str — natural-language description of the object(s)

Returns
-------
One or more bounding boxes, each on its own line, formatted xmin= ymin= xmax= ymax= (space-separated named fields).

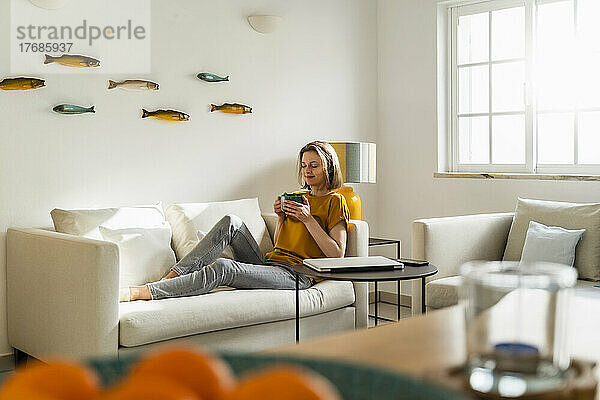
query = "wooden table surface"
xmin=265 ymin=305 xmax=467 ymax=376
xmin=264 ymin=289 xmax=600 ymax=397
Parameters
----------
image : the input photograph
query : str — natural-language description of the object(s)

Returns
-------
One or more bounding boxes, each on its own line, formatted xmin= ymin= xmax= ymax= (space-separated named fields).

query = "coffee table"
xmin=292 ymin=262 xmax=438 ymax=342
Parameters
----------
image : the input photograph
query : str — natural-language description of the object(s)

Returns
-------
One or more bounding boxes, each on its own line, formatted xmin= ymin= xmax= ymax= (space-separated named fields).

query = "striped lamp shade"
xmin=330 ymin=142 xmax=376 ymax=183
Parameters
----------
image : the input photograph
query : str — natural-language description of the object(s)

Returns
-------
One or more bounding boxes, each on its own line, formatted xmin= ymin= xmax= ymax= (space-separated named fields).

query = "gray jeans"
xmin=147 ymin=214 xmax=312 ymax=300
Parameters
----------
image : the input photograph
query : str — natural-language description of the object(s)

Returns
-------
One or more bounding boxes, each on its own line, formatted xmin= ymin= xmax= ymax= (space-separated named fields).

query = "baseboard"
xmin=0 ymin=352 xmax=14 ymax=372
xmin=369 ymin=290 xmax=412 ymax=308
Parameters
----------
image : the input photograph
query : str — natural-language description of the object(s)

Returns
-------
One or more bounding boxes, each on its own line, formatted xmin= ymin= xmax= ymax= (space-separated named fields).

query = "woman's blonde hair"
xmin=297 ymin=141 xmax=344 ymax=191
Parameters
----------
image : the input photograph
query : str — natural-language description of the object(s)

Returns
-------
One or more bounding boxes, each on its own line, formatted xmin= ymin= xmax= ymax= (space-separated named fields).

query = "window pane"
xmin=458 ymin=12 xmax=489 ymax=64
xmin=578 ymin=53 xmax=600 ymax=108
xmin=459 ymin=116 xmax=489 ymax=164
xmin=492 ymin=115 xmax=526 ymax=164
xmin=537 ymin=113 xmax=574 ymax=164
xmin=578 ymin=112 xmax=600 ymax=164
xmin=576 ymin=0 xmax=600 ymax=111
xmin=577 ymin=0 xmax=600 ymax=110
xmin=459 ymin=65 xmax=489 ymax=114
xmin=492 ymin=6 xmax=525 ymax=61
xmin=492 ymin=61 xmax=525 ymax=112
xmin=537 ymin=0 xmax=574 ymax=55
xmin=536 ymin=61 xmax=575 ymax=110
xmin=578 ymin=0 xmax=600 ymax=53
xmin=536 ymin=0 xmax=575 ymax=110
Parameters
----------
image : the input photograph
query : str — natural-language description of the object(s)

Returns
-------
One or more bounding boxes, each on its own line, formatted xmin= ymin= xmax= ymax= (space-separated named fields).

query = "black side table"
xmin=292 ymin=263 xmax=438 ymax=342
xmin=369 ymin=237 xmax=401 ymax=258
xmin=368 ymin=237 xmax=401 ymax=325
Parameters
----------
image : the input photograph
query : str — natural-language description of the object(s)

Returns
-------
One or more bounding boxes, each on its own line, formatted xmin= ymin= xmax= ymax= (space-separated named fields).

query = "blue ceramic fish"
xmin=197 ymin=73 xmax=229 ymax=82
xmin=53 ymin=104 xmax=95 ymax=114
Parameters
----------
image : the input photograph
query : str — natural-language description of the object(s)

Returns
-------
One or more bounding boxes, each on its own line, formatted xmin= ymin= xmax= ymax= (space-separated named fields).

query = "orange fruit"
xmin=227 ymin=365 xmax=341 ymax=400
xmin=128 ymin=347 xmax=236 ymax=400
xmin=0 ymin=361 xmax=101 ymax=400
xmin=104 ymin=375 xmax=200 ymax=400
xmin=0 ymin=386 xmax=59 ymax=400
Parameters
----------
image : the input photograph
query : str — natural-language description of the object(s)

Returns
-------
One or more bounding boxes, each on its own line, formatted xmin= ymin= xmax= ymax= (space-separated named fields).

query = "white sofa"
xmin=410 ymin=212 xmax=598 ymax=314
xmin=6 ymin=214 xmax=369 ymax=361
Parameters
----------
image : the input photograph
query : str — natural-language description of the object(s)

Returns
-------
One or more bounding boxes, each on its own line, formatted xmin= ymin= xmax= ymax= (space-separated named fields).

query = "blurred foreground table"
xmin=265 ymin=288 xmax=600 ymax=398
xmin=265 ymin=304 xmax=466 ymax=376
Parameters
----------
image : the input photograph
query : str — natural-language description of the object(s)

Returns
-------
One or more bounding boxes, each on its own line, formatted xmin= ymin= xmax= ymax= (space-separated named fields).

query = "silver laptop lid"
xmin=303 ymin=256 xmax=402 ymax=271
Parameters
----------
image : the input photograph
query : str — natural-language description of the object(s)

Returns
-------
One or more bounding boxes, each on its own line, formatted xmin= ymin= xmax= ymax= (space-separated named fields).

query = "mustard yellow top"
xmin=265 ymin=190 xmax=350 ymax=266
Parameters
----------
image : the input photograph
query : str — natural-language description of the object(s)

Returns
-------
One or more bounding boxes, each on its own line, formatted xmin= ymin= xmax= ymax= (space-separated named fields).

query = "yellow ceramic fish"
xmin=44 ymin=54 xmax=100 ymax=68
xmin=141 ymin=109 xmax=189 ymax=121
xmin=210 ymin=103 xmax=252 ymax=114
xmin=0 ymin=77 xmax=45 ymax=90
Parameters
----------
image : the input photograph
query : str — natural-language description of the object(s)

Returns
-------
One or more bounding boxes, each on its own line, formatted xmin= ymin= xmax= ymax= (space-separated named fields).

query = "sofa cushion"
xmin=574 ymin=280 xmax=599 ymax=289
xmin=51 ymin=203 xmax=166 ymax=240
xmin=427 ymin=276 xmax=595 ymax=310
xmin=99 ymin=224 xmax=176 ymax=288
xmin=165 ymin=198 xmax=273 ymax=260
xmin=426 ymin=276 xmax=463 ymax=309
xmin=503 ymin=198 xmax=600 ymax=280
xmin=118 ymin=280 xmax=355 ymax=347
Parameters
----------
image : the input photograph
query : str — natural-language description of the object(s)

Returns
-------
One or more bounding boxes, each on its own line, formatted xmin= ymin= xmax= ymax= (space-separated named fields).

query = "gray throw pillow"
xmin=503 ymin=198 xmax=600 ymax=281
xmin=520 ymin=221 xmax=585 ymax=268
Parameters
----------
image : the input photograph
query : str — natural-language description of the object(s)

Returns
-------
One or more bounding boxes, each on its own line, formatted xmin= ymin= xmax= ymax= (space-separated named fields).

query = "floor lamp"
xmin=329 ymin=142 xmax=376 ymax=220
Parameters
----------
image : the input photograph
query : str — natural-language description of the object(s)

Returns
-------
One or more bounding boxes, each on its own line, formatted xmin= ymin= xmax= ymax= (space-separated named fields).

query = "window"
xmin=449 ymin=0 xmax=600 ymax=174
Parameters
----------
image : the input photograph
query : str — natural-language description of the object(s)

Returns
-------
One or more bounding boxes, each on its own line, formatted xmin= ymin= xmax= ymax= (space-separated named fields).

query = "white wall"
xmin=376 ymin=0 xmax=600 ymax=267
xmin=0 ymin=0 xmax=378 ymax=355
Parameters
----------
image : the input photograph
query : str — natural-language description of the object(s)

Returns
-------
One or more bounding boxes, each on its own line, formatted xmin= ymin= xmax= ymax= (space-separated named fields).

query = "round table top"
xmin=292 ymin=262 xmax=438 ymax=282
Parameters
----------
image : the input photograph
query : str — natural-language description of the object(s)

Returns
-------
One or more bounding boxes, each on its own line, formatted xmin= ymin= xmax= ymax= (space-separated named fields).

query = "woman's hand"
xmin=282 ymin=195 xmax=313 ymax=224
xmin=273 ymin=194 xmax=286 ymax=220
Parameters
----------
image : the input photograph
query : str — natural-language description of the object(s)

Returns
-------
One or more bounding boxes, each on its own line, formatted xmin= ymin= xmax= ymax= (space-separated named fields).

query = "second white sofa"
xmin=411 ymin=211 xmax=598 ymax=313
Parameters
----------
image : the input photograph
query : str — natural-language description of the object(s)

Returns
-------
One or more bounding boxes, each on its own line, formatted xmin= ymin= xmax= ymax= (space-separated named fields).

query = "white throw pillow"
xmin=51 ymin=203 xmax=166 ymax=240
xmin=165 ymin=198 xmax=273 ymax=260
xmin=503 ymin=198 xmax=600 ymax=280
xmin=99 ymin=224 xmax=176 ymax=290
xmin=520 ymin=221 xmax=585 ymax=267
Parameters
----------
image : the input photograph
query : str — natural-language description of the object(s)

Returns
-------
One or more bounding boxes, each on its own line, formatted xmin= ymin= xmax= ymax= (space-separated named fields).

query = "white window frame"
xmin=447 ymin=0 xmax=600 ymax=175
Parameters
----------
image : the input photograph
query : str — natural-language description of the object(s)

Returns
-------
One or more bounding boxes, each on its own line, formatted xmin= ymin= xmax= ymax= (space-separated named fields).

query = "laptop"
xmin=303 ymin=256 xmax=404 ymax=273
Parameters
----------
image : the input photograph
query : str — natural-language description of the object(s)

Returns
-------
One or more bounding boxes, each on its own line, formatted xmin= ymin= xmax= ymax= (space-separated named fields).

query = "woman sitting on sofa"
xmin=128 ymin=141 xmax=350 ymax=301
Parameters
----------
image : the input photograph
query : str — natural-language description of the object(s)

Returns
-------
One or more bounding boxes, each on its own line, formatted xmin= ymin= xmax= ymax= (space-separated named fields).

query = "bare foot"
xmin=161 ymin=270 xmax=180 ymax=281
xmin=129 ymin=285 xmax=152 ymax=301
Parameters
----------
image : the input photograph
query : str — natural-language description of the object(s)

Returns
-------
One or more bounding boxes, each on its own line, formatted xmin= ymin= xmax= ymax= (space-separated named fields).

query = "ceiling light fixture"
xmin=247 ymin=15 xmax=283 ymax=34
xmin=29 ymin=0 xmax=71 ymax=10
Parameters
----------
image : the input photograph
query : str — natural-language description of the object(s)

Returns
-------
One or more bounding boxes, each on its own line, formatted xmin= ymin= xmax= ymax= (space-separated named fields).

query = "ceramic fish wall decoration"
xmin=108 ymin=80 xmax=159 ymax=91
xmin=53 ymin=104 xmax=95 ymax=114
xmin=0 ymin=77 xmax=45 ymax=90
xmin=44 ymin=54 xmax=100 ymax=68
xmin=141 ymin=109 xmax=189 ymax=121
xmin=197 ymin=73 xmax=229 ymax=82
xmin=210 ymin=103 xmax=252 ymax=114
